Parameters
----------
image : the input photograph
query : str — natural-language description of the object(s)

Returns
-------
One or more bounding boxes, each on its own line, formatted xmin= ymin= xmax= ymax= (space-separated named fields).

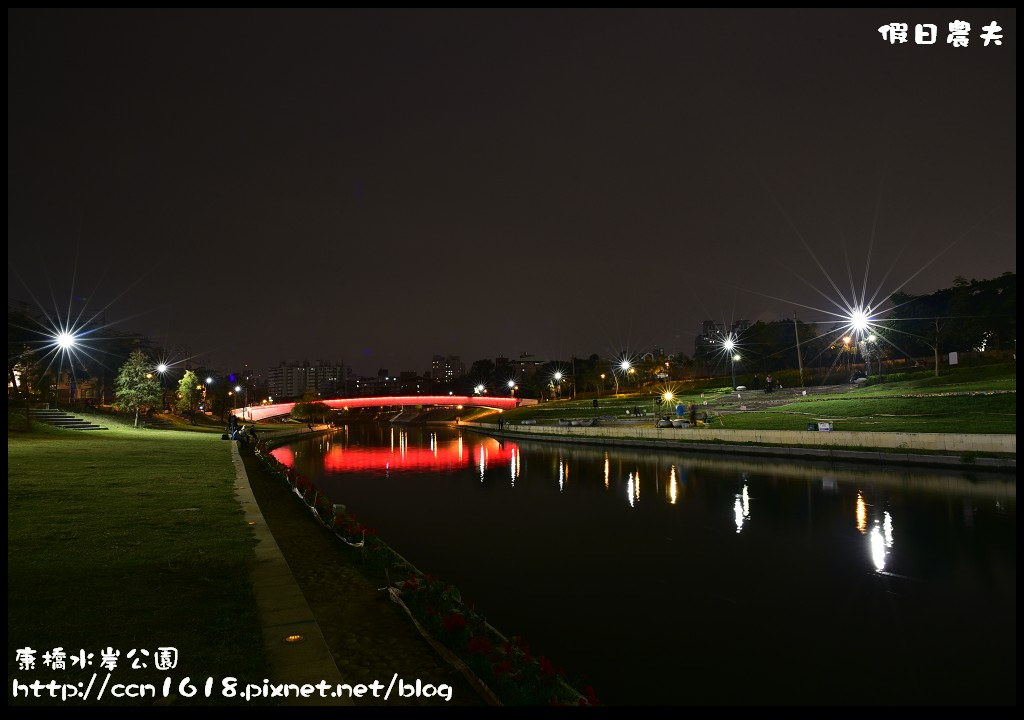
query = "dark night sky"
xmin=8 ymin=9 xmax=1016 ymax=376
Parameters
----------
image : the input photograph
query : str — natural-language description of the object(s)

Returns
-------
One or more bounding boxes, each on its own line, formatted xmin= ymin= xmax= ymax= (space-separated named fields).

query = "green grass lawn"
xmin=716 ymin=393 xmax=1016 ymax=434
xmin=8 ymin=416 xmax=266 ymax=705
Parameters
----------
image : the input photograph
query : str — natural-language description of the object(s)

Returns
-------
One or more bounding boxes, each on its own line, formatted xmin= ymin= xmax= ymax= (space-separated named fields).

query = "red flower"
xmin=585 ymin=686 xmax=599 ymax=706
xmin=442 ymin=613 xmax=467 ymax=632
xmin=492 ymin=660 xmax=514 ymax=676
xmin=537 ymin=656 xmax=554 ymax=676
xmin=467 ymin=636 xmax=492 ymax=655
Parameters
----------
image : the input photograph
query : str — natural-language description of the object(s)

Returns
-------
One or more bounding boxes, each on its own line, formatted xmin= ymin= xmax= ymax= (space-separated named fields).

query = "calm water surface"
xmin=273 ymin=424 xmax=1016 ymax=705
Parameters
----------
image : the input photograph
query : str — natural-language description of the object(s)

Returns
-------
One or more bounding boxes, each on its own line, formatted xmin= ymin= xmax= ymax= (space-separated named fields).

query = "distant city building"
xmin=430 ymin=355 xmax=465 ymax=382
xmin=695 ymin=321 xmax=725 ymax=357
xmin=512 ymin=352 xmax=547 ymax=380
xmin=731 ymin=319 xmax=750 ymax=335
xmin=267 ymin=360 xmax=344 ymax=399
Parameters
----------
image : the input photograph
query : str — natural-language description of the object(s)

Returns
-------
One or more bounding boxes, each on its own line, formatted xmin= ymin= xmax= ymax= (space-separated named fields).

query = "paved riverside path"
xmin=235 ymin=435 xmax=484 ymax=708
xmin=230 ymin=442 xmax=350 ymax=705
xmin=461 ymin=422 xmax=1015 ymax=471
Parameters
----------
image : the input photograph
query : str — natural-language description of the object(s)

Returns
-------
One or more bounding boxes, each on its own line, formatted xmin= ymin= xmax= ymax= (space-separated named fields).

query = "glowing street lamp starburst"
xmin=849 ymin=308 xmax=870 ymax=334
xmin=55 ymin=331 xmax=77 ymax=350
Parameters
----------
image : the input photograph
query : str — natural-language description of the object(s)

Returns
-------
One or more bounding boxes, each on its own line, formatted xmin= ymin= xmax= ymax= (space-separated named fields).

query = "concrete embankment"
xmin=460 ymin=422 xmax=1015 ymax=472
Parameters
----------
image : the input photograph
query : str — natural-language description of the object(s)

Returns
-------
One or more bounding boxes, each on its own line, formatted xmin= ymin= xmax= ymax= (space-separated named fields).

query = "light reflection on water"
xmin=273 ymin=424 xmax=1015 ymax=705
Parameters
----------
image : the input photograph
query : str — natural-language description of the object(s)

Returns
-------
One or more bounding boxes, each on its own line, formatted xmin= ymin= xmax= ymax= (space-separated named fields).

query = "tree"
xmin=290 ymin=401 xmax=333 ymax=424
xmin=208 ymin=380 xmax=231 ymax=422
xmin=176 ymin=370 xmax=203 ymax=425
xmin=115 ymin=351 xmax=162 ymax=427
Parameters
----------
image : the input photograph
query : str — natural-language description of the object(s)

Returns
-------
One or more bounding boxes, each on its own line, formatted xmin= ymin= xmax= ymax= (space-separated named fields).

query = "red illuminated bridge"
xmin=232 ymin=395 xmax=521 ymax=422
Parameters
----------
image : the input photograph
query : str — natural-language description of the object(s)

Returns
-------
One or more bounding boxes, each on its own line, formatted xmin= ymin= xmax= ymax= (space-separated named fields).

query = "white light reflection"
xmin=883 ymin=511 xmax=894 ymax=548
xmin=627 ymin=472 xmax=635 ymax=508
xmin=390 ymin=427 xmax=394 ymax=453
xmin=870 ymin=525 xmax=886 ymax=571
xmin=558 ymin=459 xmax=564 ymax=492
xmin=457 ymin=434 xmax=464 ymax=462
xmin=603 ymin=453 xmax=609 ymax=489
xmin=855 ymin=493 xmax=867 ymax=534
xmin=510 ymin=448 xmax=516 ymax=486
xmin=734 ymin=484 xmax=751 ymax=533
xmin=479 ymin=445 xmax=486 ymax=482
xmin=669 ymin=465 xmax=678 ymax=505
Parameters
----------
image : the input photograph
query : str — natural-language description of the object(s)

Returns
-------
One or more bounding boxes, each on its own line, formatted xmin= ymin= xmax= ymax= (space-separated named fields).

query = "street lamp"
xmin=55 ymin=331 xmax=77 ymax=350
xmin=507 ymin=379 xmax=516 ymax=397
xmin=722 ymin=337 xmax=738 ymax=390
xmin=552 ymin=371 xmax=563 ymax=399
xmin=156 ymin=363 xmax=170 ymax=410
xmin=862 ymin=334 xmax=879 ymax=376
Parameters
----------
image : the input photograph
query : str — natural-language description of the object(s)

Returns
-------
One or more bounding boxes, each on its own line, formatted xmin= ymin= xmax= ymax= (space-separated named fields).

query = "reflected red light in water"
xmin=271 ymin=438 xmax=517 ymax=474
xmin=270 ymin=446 xmax=294 ymax=466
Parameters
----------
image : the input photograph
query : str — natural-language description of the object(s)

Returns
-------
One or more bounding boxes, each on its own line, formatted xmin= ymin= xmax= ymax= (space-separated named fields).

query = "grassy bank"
xmin=716 ymin=394 xmax=1016 ymax=433
xmin=493 ymin=364 xmax=1016 ymax=435
xmin=8 ymin=414 xmax=266 ymax=705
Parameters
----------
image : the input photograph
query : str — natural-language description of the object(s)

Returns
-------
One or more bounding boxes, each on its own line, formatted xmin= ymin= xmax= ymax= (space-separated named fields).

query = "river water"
xmin=271 ymin=423 xmax=1016 ymax=705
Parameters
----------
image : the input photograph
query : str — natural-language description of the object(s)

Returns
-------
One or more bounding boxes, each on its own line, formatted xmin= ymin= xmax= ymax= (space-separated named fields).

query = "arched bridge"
xmin=232 ymin=395 xmax=521 ymax=422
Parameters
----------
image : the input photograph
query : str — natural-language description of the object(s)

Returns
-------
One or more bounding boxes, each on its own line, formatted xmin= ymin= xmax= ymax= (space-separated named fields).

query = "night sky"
xmin=8 ymin=9 xmax=1016 ymax=376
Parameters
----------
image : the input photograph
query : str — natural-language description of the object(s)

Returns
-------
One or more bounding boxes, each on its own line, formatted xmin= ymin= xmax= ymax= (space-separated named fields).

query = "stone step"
xmin=27 ymin=409 xmax=108 ymax=430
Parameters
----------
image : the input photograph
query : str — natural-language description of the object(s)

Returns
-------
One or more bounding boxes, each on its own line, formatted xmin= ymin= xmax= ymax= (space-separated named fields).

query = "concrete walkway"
xmin=230 ymin=442 xmax=350 ymax=705
xmin=462 ymin=423 xmax=1015 ymax=471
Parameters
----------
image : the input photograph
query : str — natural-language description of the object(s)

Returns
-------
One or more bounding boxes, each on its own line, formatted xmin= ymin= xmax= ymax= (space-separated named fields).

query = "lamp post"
xmin=723 ymin=338 xmax=738 ymax=389
xmin=507 ymin=379 xmax=516 ymax=398
xmin=615 ymin=360 xmax=631 ymax=396
xmin=863 ymin=334 xmax=879 ymax=376
xmin=156 ymin=363 xmax=169 ymax=410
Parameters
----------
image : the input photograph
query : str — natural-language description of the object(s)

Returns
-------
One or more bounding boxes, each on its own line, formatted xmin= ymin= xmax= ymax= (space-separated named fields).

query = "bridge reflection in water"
xmin=271 ymin=429 xmax=517 ymax=477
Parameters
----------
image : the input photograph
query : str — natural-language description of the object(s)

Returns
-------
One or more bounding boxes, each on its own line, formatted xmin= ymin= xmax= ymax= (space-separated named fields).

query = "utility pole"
xmin=793 ymin=312 xmax=805 ymax=388
xmin=571 ymin=357 xmax=576 ymax=399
